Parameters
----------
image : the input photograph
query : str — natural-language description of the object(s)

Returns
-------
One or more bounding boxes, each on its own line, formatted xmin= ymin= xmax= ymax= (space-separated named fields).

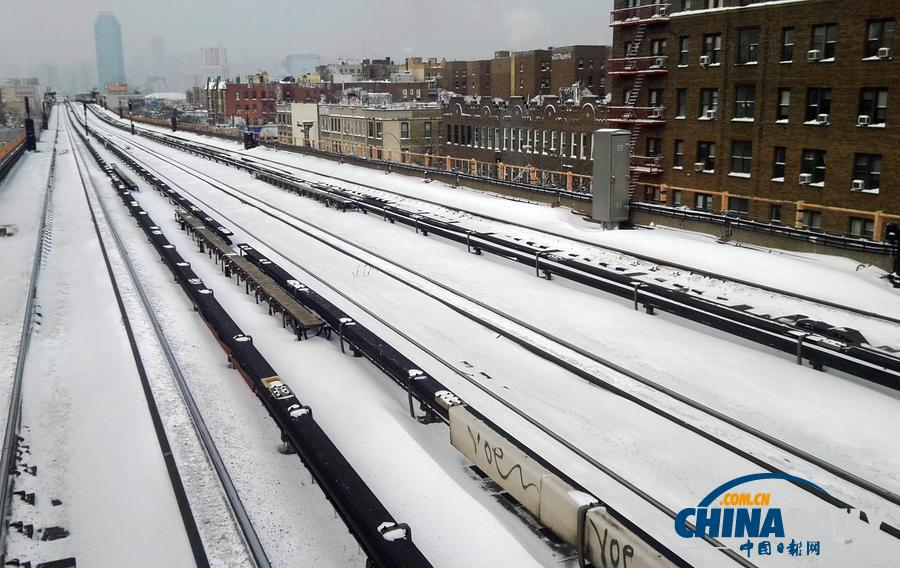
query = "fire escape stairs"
xmin=624 ymin=23 xmax=648 ymax=200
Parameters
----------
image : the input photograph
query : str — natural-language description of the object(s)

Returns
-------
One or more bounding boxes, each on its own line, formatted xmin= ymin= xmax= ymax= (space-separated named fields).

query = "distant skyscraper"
xmin=94 ymin=12 xmax=125 ymax=92
xmin=201 ymin=47 xmax=229 ymax=80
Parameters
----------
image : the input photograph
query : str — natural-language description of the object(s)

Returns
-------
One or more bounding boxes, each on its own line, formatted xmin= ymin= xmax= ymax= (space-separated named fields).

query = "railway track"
xmin=95 ymin=108 xmax=900 ymax=327
xmin=0 ymin=113 xmax=58 ymax=560
xmin=87 ymin=107 xmax=900 ymax=391
xmin=63 ymin=111 xmax=213 ymax=566
xmin=65 ymin=110 xmax=270 ymax=567
xmin=69 ymin=104 xmax=434 ymax=568
xmin=83 ymin=106 xmax=900 ymax=565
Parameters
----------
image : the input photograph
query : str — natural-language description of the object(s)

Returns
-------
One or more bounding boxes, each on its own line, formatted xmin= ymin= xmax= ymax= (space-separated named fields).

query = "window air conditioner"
xmin=851 ymin=179 xmax=866 ymax=191
xmin=878 ymin=47 xmax=891 ymax=59
xmin=816 ymin=113 xmax=829 ymax=124
xmin=798 ymin=173 xmax=813 ymax=184
xmin=807 ymin=49 xmax=822 ymax=62
xmin=699 ymin=55 xmax=710 ymax=66
xmin=705 ymin=109 xmax=717 ymax=119
xmin=694 ymin=162 xmax=705 ymax=172
xmin=857 ymin=115 xmax=870 ymax=126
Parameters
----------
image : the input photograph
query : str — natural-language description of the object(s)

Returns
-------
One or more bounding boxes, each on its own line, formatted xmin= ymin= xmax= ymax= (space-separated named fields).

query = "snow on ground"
xmin=83 ymin=113 xmax=556 ymax=568
xmin=95 ymin=107 xmax=900 ymax=326
xmin=235 ymin=152 xmax=900 ymax=348
xmin=0 ymin=114 xmax=55 ymax=444
xmin=6 ymin=111 xmax=197 ymax=566
xmin=87 ymin=114 xmax=900 ymax=566
xmin=69 ymin=111 xmax=368 ymax=567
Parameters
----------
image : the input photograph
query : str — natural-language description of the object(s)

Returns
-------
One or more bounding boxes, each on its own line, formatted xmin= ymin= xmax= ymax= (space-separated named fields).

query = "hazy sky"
xmin=1 ymin=0 xmax=613 ymax=86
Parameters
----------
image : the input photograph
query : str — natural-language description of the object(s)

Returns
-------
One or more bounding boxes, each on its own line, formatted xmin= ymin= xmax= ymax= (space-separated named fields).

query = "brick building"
xmin=511 ymin=49 xmax=553 ymax=98
xmin=442 ymin=60 xmax=469 ymax=93
xmin=466 ymin=60 xmax=492 ymax=97
xmin=224 ymin=77 xmax=330 ymax=127
xmin=318 ymin=102 xmax=442 ymax=161
xmin=550 ymin=46 xmax=609 ymax=94
xmin=611 ymin=0 xmax=899 ymax=240
xmin=441 ymin=46 xmax=608 ymax=100
xmin=490 ymin=52 xmax=512 ymax=99
xmin=441 ymin=94 xmax=607 ymax=178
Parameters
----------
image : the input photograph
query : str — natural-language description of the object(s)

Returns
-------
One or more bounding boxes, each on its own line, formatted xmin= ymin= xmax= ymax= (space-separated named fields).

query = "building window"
xmin=699 ymin=88 xmax=719 ymax=117
xmin=805 ymin=88 xmax=832 ymax=121
xmin=728 ymin=197 xmax=749 ymax=215
xmin=703 ymin=33 xmax=722 ymax=64
xmin=803 ymin=210 xmax=823 ymax=230
xmin=772 ymin=147 xmax=787 ymax=180
xmin=734 ymin=85 xmax=756 ymax=119
xmin=697 ymin=141 xmax=716 ymax=171
xmin=781 ymin=28 xmax=795 ymax=62
xmin=848 ymin=217 xmax=875 ymax=239
xmin=676 ymin=89 xmax=687 ymax=117
xmin=424 ymin=121 xmax=432 ymax=138
xmin=777 ymin=89 xmax=791 ymax=121
xmin=695 ymin=193 xmax=713 ymax=211
xmin=731 ymin=140 xmax=753 ymax=175
xmin=801 ymin=149 xmax=827 ymax=183
xmin=853 ymin=153 xmax=882 ymax=190
xmin=651 ymin=38 xmax=667 ymax=57
xmin=674 ymin=139 xmax=684 ymax=167
xmin=770 ymin=205 xmax=782 ymax=223
xmin=375 ymin=122 xmax=383 ymax=139
xmin=649 ymin=88 xmax=664 ymax=107
xmin=865 ymin=19 xmax=895 ymax=58
xmin=646 ymin=137 xmax=662 ymax=157
xmin=400 ymin=122 xmax=409 ymax=139
xmin=672 ymin=190 xmax=683 ymax=205
xmin=703 ymin=34 xmax=722 ymax=65
xmin=859 ymin=88 xmax=888 ymax=124
xmin=679 ymin=36 xmax=690 ymax=65
xmin=811 ymin=24 xmax=838 ymax=59
xmin=736 ymin=28 xmax=760 ymax=64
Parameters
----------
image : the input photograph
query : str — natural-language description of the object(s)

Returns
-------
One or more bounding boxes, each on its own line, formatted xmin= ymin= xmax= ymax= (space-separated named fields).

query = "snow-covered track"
xmin=0 ymin=116 xmax=58 ymax=558
xmin=83 ymin=107 xmax=900 ymax=564
xmin=63 ymin=110 xmax=212 ymax=568
xmin=93 ymin=107 xmax=900 ymax=327
xmin=66 ymin=109 xmax=271 ymax=568
xmin=68 ymin=104 xmax=434 ymax=568
xmin=86 ymin=106 xmax=900 ymax=390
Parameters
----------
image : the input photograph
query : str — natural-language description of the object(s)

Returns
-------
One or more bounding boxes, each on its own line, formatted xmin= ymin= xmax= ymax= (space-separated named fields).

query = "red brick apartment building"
xmin=611 ymin=0 xmax=899 ymax=240
xmin=225 ymin=81 xmax=327 ymax=126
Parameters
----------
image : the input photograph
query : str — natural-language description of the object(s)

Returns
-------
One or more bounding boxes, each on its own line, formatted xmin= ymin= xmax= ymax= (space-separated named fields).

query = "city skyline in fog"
xmin=0 ymin=0 xmax=613 ymax=92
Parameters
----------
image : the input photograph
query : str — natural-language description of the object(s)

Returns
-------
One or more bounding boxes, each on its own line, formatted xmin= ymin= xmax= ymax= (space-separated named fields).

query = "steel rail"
xmin=66 ymin=108 xmax=270 ymax=568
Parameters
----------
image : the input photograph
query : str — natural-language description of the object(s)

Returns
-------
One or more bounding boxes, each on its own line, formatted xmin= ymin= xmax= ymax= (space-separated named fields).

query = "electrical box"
xmin=591 ymin=128 xmax=631 ymax=227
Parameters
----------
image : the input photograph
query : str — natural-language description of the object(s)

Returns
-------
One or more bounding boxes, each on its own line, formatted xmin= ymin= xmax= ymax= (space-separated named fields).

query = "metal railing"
xmin=631 ymin=201 xmax=896 ymax=254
